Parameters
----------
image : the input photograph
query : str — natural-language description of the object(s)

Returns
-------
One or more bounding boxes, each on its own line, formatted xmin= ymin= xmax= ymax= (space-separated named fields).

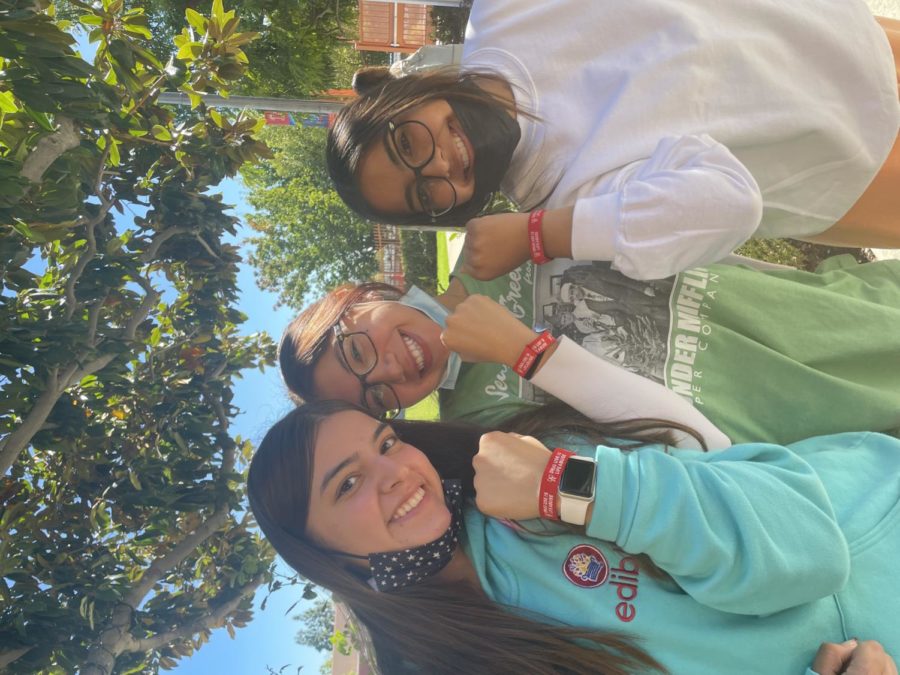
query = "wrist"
xmin=512 ymin=331 xmax=556 ymax=379
xmin=557 ymin=455 xmax=597 ymax=526
xmin=504 ymin=328 xmax=541 ymax=368
xmin=541 ymin=206 xmax=575 ymax=260
xmin=527 ymin=210 xmax=552 ymax=265
xmin=539 ymin=448 xmax=575 ymax=520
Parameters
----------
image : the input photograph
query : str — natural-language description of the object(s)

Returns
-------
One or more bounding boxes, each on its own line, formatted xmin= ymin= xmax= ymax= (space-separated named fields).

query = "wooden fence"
xmin=356 ymin=1 xmax=434 ymax=53
xmin=373 ymin=223 xmax=406 ymax=287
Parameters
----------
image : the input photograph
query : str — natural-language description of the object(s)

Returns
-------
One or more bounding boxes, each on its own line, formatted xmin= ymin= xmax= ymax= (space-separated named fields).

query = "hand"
xmin=812 ymin=640 xmax=897 ymax=675
xmin=442 ymin=294 xmax=537 ymax=366
xmin=473 ymin=431 xmax=551 ymax=520
xmin=460 ymin=212 xmax=531 ymax=281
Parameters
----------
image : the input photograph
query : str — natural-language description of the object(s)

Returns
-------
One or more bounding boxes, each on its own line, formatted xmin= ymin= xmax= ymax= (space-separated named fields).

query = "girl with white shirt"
xmin=327 ymin=1 xmax=899 ymax=280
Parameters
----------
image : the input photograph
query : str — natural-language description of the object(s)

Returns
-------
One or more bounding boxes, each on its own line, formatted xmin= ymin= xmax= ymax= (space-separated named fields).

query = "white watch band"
xmin=559 ymin=495 xmax=592 ymax=526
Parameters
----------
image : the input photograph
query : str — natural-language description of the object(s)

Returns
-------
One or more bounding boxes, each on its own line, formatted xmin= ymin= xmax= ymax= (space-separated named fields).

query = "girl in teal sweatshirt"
xmin=248 ymin=401 xmax=899 ymax=674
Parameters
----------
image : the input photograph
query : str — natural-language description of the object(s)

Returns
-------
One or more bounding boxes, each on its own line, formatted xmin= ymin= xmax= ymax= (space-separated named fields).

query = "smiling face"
xmin=356 ymin=99 xmax=476 ymax=217
xmin=305 ymin=410 xmax=451 ymax=559
xmin=312 ymin=300 xmax=449 ymax=414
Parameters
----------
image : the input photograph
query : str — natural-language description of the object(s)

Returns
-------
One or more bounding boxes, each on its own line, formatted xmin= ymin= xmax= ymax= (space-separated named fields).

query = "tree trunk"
xmin=20 ymin=116 xmax=80 ymax=184
xmin=81 ymin=604 xmax=134 ymax=675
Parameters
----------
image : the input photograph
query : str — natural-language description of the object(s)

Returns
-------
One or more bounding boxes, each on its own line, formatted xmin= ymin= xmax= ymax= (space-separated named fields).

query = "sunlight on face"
xmin=305 ymin=411 xmax=451 ymax=559
xmin=311 ymin=301 xmax=448 ymax=413
xmin=356 ymin=100 xmax=476 ymax=217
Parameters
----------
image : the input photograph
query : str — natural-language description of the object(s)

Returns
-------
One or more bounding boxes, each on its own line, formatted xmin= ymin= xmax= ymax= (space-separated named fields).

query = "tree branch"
xmin=20 ymin=116 xmax=80 ymax=184
xmin=125 ymin=507 xmax=230 ymax=607
xmin=64 ymin=217 xmax=98 ymax=321
xmin=194 ymin=234 xmax=222 ymax=261
xmin=0 ymin=281 xmax=159 ymax=474
xmin=130 ymin=576 xmax=263 ymax=653
xmin=207 ymin=396 xmax=236 ymax=480
xmin=86 ymin=299 xmax=106 ymax=348
xmin=139 ymin=228 xmax=192 ymax=263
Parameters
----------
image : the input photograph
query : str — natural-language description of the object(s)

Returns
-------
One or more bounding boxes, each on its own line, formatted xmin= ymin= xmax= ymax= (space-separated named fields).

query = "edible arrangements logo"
xmin=563 ymin=547 xmax=643 ymax=623
xmin=563 ymin=544 xmax=609 ymax=588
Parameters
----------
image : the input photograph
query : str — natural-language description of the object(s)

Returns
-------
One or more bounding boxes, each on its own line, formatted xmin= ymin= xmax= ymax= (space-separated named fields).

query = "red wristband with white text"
xmin=513 ymin=331 xmax=556 ymax=378
xmin=528 ymin=209 xmax=552 ymax=265
xmin=539 ymin=448 xmax=575 ymax=520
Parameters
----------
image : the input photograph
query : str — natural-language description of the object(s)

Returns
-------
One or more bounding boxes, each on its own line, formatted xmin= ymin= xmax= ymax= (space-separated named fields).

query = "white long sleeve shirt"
xmin=531 ymin=336 xmax=731 ymax=451
xmin=463 ymin=0 xmax=899 ymax=279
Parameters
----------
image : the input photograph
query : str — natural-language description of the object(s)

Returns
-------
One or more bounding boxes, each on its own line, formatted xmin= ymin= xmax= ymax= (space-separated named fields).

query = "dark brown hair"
xmin=327 ymin=67 xmax=519 ymax=227
xmin=278 ymin=281 xmax=403 ymax=403
xmin=248 ymin=400 xmax=671 ymax=674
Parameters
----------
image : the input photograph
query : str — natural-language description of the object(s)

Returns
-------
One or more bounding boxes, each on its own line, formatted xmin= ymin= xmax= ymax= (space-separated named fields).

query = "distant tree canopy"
xmin=242 ymin=125 xmax=377 ymax=309
xmin=58 ymin=0 xmax=363 ymax=96
xmin=294 ymin=597 xmax=334 ymax=653
xmin=0 ymin=0 xmax=281 ymax=671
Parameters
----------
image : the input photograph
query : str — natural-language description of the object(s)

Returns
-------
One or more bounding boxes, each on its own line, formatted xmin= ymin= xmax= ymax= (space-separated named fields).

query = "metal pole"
xmin=392 ymin=0 xmax=399 ymax=48
xmin=366 ymin=0 xmax=463 ymax=6
xmin=157 ymin=92 xmax=345 ymax=113
xmin=396 ymin=225 xmax=466 ymax=232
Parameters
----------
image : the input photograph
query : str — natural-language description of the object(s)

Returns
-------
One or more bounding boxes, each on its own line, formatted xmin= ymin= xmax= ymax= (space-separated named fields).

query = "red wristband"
xmin=528 ymin=209 xmax=552 ymax=265
xmin=539 ymin=448 xmax=575 ymax=520
xmin=513 ymin=331 xmax=556 ymax=378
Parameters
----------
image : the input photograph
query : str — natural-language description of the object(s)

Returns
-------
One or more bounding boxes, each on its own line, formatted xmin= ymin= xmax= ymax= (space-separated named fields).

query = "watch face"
xmin=560 ymin=458 xmax=595 ymax=499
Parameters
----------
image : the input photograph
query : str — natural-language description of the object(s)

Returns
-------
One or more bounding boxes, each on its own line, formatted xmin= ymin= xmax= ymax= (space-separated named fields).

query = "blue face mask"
xmin=397 ymin=286 xmax=461 ymax=390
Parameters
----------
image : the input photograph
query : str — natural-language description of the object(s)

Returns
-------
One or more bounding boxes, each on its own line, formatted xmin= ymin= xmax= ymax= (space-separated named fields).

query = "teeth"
xmin=392 ymin=487 xmax=425 ymax=521
xmin=453 ymin=133 xmax=470 ymax=172
xmin=402 ymin=335 xmax=425 ymax=373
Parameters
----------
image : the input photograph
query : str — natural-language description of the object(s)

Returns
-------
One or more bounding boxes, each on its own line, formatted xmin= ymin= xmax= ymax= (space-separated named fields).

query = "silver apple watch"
xmin=558 ymin=456 xmax=596 ymax=526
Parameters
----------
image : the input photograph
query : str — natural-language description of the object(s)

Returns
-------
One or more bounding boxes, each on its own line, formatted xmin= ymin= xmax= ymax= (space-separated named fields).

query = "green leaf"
xmin=151 ymin=124 xmax=172 ymax=141
xmin=208 ymin=109 xmax=224 ymax=129
xmin=176 ymin=42 xmax=202 ymax=62
xmin=185 ymin=8 xmax=207 ymax=34
xmin=123 ymin=23 xmax=152 ymax=39
xmin=79 ymin=14 xmax=103 ymax=26
xmin=108 ymin=138 xmax=120 ymax=166
xmin=128 ymin=468 xmax=143 ymax=491
xmin=211 ymin=0 xmax=226 ymax=27
xmin=0 ymin=90 xmax=17 ymax=114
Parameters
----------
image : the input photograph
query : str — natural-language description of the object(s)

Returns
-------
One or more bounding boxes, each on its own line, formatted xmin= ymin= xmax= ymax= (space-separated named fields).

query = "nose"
xmin=419 ymin=145 xmax=451 ymax=179
xmin=377 ymin=454 xmax=409 ymax=494
xmin=368 ymin=350 xmax=405 ymax=384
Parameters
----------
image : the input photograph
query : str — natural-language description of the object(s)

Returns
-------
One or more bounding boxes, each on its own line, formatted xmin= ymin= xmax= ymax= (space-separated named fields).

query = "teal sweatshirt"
xmin=461 ymin=432 xmax=900 ymax=674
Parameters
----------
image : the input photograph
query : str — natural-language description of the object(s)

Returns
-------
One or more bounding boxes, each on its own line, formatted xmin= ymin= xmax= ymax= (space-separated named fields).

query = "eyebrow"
xmin=382 ymin=131 xmax=418 ymax=213
xmin=319 ymin=421 xmax=391 ymax=495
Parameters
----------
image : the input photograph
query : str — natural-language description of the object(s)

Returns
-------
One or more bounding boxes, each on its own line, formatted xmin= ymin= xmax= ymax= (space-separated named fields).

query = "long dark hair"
xmin=327 ymin=67 xmax=520 ymax=227
xmin=278 ymin=281 xmax=403 ymax=403
xmin=248 ymin=400 xmax=671 ymax=674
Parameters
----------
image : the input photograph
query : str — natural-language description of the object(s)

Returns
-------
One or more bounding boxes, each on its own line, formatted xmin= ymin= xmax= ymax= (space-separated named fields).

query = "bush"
xmin=400 ymin=230 xmax=438 ymax=294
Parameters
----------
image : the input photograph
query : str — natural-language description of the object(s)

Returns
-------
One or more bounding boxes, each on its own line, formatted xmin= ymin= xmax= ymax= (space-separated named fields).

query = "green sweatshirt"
xmin=442 ymin=257 xmax=900 ymax=442
xmin=462 ymin=431 xmax=900 ymax=674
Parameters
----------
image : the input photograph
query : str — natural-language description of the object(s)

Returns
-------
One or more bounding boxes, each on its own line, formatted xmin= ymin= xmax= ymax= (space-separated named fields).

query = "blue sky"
xmin=170 ymin=178 xmax=327 ymax=675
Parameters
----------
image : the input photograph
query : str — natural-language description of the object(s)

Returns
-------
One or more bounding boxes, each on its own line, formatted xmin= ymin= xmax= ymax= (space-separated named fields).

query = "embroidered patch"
xmin=563 ymin=544 xmax=609 ymax=588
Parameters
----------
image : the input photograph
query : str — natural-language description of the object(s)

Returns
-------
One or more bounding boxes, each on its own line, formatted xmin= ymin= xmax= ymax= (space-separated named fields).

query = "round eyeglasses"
xmin=332 ymin=324 xmax=401 ymax=419
xmin=388 ymin=120 xmax=458 ymax=219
